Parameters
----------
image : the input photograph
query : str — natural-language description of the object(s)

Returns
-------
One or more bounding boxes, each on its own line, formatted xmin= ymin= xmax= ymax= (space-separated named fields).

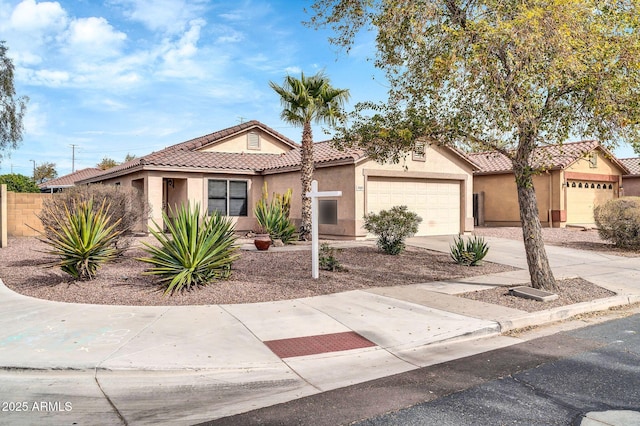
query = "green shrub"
xmin=39 ymin=184 xmax=150 ymax=251
xmin=254 ymin=183 xmax=297 ymax=244
xmin=363 ymin=205 xmax=422 ymax=255
xmin=319 ymin=243 xmax=347 ymax=272
xmin=39 ymin=198 xmax=122 ymax=280
xmin=138 ymin=203 xmax=239 ymax=296
xmin=450 ymin=235 xmax=489 ymax=266
xmin=594 ymin=197 xmax=640 ymax=249
xmin=0 ymin=173 xmax=39 ymax=192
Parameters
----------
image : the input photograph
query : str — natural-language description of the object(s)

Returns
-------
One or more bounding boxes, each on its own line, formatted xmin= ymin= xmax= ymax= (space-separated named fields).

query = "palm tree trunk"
xmin=513 ymin=160 xmax=558 ymax=291
xmin=300 ymin=122 xmax=314 ymax=240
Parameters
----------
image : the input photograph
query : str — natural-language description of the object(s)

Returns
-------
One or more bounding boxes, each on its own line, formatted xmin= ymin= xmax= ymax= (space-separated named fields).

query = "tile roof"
xmin=468 ymin=140 xmax=628 ymax=174
xmin=38 ymin=167 xmax=103 ymax=189
xmin=76 ymin=120 xmax=479 ymax=183
xmin=79 ymin=122 xmax=369 ymax=183
xmin=620 ymin=158 xmax=640 ymax=175
xmin=263 ymin=141 xmax=366 ymax=171
xmin=163 ymin=120 xmax=297 ymax=152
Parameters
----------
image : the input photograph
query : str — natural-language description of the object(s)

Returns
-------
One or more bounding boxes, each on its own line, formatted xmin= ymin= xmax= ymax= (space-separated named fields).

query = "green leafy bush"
xmin=39 ymin=184 xmax=150 ymax=251
xmin=594 ymin=197 xmax=640 ymax=249
xmin=254 ymin=183 xmax=297 ymax=244
xmin=319 ymin=243 xmax=347 ymax=272
xmin=138 ymin=203 xmax=239 ymax=296
xmin=450 ymin=235 xmax=489 ymax=266
xmin=363 ymin=205 xmax=422 ymax=255
xmin=0 ymin=173 xmax=39 ymax=192
xmin=39 ymin=198 xmax=122 ymax=280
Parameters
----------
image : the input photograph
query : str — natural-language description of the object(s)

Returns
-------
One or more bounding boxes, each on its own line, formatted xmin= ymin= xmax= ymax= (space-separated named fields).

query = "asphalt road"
xmin=208 ymin=312 xmax=640 ymax=426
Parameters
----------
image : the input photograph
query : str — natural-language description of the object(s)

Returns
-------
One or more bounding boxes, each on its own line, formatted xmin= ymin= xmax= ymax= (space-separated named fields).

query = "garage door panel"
xmin=367 ymin=177 xmax=460 ymax=236
xmin=566 ymin=180 xmax=615 ymax=224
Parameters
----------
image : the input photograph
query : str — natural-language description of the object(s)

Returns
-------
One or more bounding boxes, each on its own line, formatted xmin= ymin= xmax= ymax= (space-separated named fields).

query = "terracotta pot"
xmin=254 ymin=234 xmax=271 ymax=251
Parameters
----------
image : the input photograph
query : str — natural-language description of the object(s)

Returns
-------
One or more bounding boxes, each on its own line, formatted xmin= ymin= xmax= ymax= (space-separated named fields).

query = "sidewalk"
xmin=0 ymin=236 xmax=638 ymax=425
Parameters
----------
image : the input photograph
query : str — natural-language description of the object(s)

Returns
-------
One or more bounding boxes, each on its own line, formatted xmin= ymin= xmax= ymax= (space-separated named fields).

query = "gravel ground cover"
xmin=0 ymin=236 xmax=514 ymax=306
xmin=0 ymin=227 xmax=632 ymax=308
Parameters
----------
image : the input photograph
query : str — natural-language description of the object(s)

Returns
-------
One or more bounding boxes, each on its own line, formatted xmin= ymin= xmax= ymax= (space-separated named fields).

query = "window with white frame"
xmin=208 ymin=180 xmax=248 ymax=216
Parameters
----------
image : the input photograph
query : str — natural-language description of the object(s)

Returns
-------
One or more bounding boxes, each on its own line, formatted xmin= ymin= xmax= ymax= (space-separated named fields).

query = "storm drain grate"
xmin=264 ymin=331 xmax=377 ymax=359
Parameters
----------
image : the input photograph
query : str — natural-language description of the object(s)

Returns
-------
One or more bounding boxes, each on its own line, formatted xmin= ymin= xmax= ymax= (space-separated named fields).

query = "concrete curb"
xmin=497 ymin=294 xmax=640 ymax=332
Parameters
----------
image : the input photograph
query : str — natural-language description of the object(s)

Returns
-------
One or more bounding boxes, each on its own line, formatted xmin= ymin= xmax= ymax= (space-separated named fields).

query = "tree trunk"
xmin=299 ymin=122 xmax=314 ymax=240
xmin=513 ymin=163 xmax=558 ymax=292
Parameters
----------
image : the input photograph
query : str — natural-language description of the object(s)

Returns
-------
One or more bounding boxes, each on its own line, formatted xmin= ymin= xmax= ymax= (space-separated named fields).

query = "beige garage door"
xmin=366 ymin=177 xmax=460 ymax=236
xmin=566 ymin=180 xmax=615 ymax=224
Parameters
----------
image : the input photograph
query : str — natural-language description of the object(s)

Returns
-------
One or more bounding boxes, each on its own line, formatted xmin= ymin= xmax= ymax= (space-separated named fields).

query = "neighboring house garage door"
xmin=566 ymin=180 xmax=615 ymax=224
xmin=366 ymin=177 xmax=460 ymax=236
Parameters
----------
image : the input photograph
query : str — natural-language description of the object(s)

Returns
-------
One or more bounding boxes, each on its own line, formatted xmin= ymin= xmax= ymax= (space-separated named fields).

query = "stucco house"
xmin=620 ymin=158 xmax=640 ymax=197
xmin=470 ymin=140 xmax=630 ymax=227
xmin=77 ymin=120 xmax=477 ymax=238
xmin=38 ymin=167 xmax=103 ymax=193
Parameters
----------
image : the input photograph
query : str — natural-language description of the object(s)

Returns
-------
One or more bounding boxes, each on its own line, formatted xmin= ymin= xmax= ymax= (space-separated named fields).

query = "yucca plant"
xmin=254 ymin=183 xmax=297 ymax=243
xmin=138 ymin=203 xmax=239 ymax=295
xmin=39 ymin=198 xmax=123 ymax=280
xmin=450 ymin=235 xmax=489 ymax=266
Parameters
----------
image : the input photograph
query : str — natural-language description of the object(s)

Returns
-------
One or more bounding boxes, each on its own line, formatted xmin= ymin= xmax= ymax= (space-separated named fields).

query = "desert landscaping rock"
xmin=0 ymin=227 xmax=630 ymax=309
xmin=0 ymin=236 xmax=514 ymax=306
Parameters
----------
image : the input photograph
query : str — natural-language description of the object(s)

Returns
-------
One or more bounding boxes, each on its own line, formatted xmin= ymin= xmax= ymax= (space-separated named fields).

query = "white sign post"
xmin=306 ymin=180 xmax=342 ymax=279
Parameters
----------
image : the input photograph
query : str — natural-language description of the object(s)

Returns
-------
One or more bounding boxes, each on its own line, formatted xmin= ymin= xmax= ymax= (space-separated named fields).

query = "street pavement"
xmin=0 ymin=236 xmax=638 ymax=425
xmin=354 ymin=313 xmax=640 ymax=426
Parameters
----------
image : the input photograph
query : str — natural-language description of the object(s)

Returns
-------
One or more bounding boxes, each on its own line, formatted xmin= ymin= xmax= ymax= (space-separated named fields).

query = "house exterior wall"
xmin=622 ymin=176 xmax=640 ymax=197
xmin=96 ymin=170 xmax=263 ymax=232
xmin=198 ymin=129 xmax=294 ymax=154
xmin=474 ymin=172 xmax=554 ymax=227
xmin=88 ymin=142 xmax=473 ymax=239
xmin=475 ymin=148 xmax=625 ymax=227
xmin=355 ymin=144 xmax=475 ymax=235
xmin=264 ymin=164 xmax=358 ymax=238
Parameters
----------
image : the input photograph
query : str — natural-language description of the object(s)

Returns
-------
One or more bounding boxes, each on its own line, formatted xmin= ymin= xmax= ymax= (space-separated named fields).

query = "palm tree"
xmin=270 ymin=71 xmax=350 ymax=239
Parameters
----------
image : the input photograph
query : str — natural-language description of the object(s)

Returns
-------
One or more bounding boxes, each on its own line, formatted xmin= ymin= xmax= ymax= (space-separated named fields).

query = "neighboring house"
xmin=77 ymin=120 xmax=477 ymax=238
xmin=38 ymin=167 xmax=103 ymax=193
xmin=470 ymin=140 xmax=629 ymax=228
xmin=620 ymin=158 xmax=640 ymax=197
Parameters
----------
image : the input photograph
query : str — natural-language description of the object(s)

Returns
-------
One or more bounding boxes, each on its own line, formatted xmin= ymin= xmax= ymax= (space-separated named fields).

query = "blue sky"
xmin=0 ymin=0 xmax=637 ymax=177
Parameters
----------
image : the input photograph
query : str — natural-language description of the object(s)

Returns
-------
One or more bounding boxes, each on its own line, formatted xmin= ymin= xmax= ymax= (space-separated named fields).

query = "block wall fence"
xmin=0 ymin=184 xmax=53 ymax=247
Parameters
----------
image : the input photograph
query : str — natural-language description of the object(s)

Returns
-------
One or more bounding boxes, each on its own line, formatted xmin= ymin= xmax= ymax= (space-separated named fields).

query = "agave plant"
xmin=450 ymin=235 xmax=489 ymax=266
xmin=39 ymin=198 xmax=122 ymax=280
xmin=138 ymin=203 xmax=239 ymax=295
xmin=254 ymin=182 xmax=297 ymax=243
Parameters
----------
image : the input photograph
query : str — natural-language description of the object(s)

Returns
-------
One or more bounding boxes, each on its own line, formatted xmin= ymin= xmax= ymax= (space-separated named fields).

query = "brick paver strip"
xmin=264 ymin=331 xmax=377 ymax=358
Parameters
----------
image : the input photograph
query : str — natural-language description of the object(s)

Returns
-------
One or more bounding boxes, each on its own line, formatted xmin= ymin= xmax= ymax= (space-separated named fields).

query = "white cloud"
xmin=62 ymin=17 xmax=127 ymax=59
xmin=215 ymin=26 xmax=244 ymax=44
xmin=10 ymin=0 xmax=67 ymax=33
xmin=284 ymin=66 xmax=302 ymax=75
xmin=0 ymin=0 xmax=67 ymax=67
xmin=157 ymin=19 xmax=205 ymax=78
xmin=109 ymin=0 xmax=208 ymax=34
xmin=22 ymin=102 xmax=47 ymax=136
xmin=32 ymin=69 xmax=70 ymax=86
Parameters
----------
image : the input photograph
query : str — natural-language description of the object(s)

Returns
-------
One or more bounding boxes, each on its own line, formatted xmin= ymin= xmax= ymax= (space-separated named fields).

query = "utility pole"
xmin=30 ymin=159 xmax=36 ymax=181
xmin=69 ymin=144 xmax=78 ymax=172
